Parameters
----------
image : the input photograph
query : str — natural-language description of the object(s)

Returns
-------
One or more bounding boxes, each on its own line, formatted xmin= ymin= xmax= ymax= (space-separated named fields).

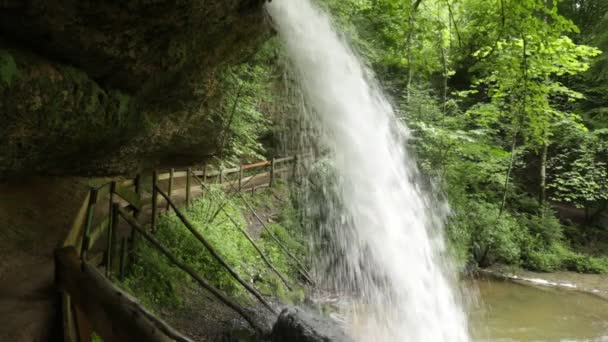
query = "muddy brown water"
xmin=471 ymin=279 xmax=608 ymax=341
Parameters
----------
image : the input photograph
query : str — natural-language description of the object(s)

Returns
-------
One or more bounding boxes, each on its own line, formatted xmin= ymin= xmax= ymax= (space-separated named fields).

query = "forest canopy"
xmin=223 ymin=0 xmax=608 ymax=272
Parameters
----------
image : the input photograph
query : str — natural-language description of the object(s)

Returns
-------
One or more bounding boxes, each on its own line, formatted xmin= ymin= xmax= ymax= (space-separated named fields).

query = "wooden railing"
xmin=56 ymin=156 xmax=303 ymax=342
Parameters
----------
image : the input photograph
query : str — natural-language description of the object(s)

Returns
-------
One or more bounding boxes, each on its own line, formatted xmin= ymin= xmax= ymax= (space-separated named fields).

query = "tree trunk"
xmin=405 ymin=0 xmax=424 ymax=103
xmin=500 ymin=34 xmax=528 ymax=217
xmin=499 ymin=130 xmax=518 ymax=217
xmin=539 ymin=141 xmax=548 ymax=208
xmin=440 ymin=45 xmax=449 ymax=116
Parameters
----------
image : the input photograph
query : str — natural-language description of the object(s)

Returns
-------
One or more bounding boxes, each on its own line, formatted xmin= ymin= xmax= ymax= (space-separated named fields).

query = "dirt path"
xmin=0 ymin=177 xmax=90 ymax=341
xmin=0 ymin=168 xmax=288 ymax=341
xmin=159 ymin=284 xmax=245 ymax=342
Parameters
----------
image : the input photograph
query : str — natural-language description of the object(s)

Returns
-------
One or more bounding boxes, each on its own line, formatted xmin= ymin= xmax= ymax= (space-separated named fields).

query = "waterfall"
xmin=266 ymin=1 xmax=470 ymax=341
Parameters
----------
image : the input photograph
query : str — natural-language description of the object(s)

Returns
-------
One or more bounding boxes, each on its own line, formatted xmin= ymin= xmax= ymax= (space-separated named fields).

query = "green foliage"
xmin=548 ymin=124 xmax=608 ymax=209
xmin=399 ymin=85 xmax=603 ymax=273
xmin=524 ymin=242 xmax=608 ymax=274
xmin=560 ymin=0 xmax=608 ymax=130
xmin=321 ymin=0 xmax=454 ymax=94
xmin=118 ymin=227 xmax=187 ymax=308
xmin=468 ymin=20 xmax=600 ymax=148
xmin=214 ymin=40 xmax=285 ymax=162
xmin=352 ymin=0 xmax=608 ymax=273
xmin=448 ymin=199 xmax=523 ymax=266
xmin=119 ymin=184 xmax=307 ymax=311
xmin=447 ymin=195 xmax=608 ymax=273
xmin=199 ymin=0 xmax=608 ymax=276
xmin=0 ymin=50 xmax=18 ymax=87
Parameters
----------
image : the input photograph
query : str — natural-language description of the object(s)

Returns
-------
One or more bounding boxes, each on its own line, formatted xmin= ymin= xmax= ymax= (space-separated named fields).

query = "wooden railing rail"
xmin=56 ymin=246 xmax=194 ymax=342
xmin=57 ymin=154 xmax=307 ymax=342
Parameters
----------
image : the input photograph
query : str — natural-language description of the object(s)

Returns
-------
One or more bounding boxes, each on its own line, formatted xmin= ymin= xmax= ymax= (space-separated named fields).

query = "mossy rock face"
xmin=0 ymin=48 xmax=139 ymax=175
xmin=0 ymin=0 xmax=268 ymax=93
xmin=0 ymin=0 xmax=270 ymax=177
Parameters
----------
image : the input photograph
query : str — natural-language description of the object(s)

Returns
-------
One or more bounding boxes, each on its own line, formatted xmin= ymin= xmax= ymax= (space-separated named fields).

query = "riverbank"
xmin=481 ymin=264 xmax=608 ymax=300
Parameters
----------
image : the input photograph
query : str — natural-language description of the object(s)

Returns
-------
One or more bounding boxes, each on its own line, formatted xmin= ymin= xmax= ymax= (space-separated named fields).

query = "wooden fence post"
xmin=106 ymin=182 xmax=116 ymax=278
xmin=151 ymin=171 xmax=158 ymax=232
xmin=55 ymin=246 xmax=197 ymax=342
xmin=119 ymin=237 xmax=127 ymax=279
xmin=129 ymin=174 xmax=140 ymax=262
xmin=134 ymin=174 xmax=141 ymax=212
xmin=202 ymin=164 xmax=207 ymax=185
xmin=292 ymin=154 xmax=298 ymax=179
xmin=73 ymin=303 xmax=93 ymax=342
xmin=270 ymin=157 xmax=275 ymax=187
xmin=166 ymin=168 xmax=174 ymax=212
xmin=238 ymin=164 xmax=243 ymax=191
xmin=81 ymin=187 xmax=98 ymax=259
xmin=62 ymin=294 xmax=78 ymax=342
xmin=186 ymin=167 xmax=192 ymax=207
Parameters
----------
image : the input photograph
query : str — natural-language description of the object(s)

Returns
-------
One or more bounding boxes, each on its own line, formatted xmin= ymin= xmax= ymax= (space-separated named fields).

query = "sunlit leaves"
xmin=548 ymin=124 xmax=608 ymax=208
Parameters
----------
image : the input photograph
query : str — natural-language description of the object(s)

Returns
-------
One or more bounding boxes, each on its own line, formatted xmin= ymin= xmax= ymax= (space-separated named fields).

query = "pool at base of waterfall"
xmin=471 ymin=279 xmax=608 ymax=342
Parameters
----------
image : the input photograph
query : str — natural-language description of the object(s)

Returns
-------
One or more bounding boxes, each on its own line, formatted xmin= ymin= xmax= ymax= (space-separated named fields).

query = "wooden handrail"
xmin=55 ymin=247 xmax=194 ymax=342
xmin=57 ymin=154 xmax=303 ymax=341
xmin=116 ymin=208 xmax=267 ymax=334
xmin=191 ymin=174 xmax=293 ymax=290
xmin=242 ymin=160 xmax=271 ymax=170
xmin=155 ymin=186 xmax=278 ymax=315
xmin=225 ymin=181 xmax=315 ymax=285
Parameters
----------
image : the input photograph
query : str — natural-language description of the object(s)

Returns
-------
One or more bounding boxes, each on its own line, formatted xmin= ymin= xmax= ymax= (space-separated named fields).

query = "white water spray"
xmin=266 ymin=1 xmax=469 ymax=341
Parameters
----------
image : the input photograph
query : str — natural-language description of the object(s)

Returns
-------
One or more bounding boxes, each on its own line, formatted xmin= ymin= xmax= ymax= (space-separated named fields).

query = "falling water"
xmin=266 ymin=1 xmax=469 ymax=341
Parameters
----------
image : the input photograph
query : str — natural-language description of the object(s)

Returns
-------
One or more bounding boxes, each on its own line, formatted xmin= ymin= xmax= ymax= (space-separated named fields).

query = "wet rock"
xmin=0 ymin=0 xmax=271 ymax=178
xmin=270 ymin=308 xmax=352 ymax=342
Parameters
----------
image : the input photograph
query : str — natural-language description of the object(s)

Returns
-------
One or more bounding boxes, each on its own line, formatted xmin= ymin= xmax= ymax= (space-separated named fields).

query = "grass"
xmin=117 ymin=181 xmax=307 ymax=311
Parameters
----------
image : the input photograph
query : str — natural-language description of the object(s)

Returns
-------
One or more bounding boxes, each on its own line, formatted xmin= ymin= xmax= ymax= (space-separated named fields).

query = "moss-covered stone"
xmin=0 ymin=47 xmax=140 ymax=175
xmin=0 ymin=0 xmax=270 ymax=177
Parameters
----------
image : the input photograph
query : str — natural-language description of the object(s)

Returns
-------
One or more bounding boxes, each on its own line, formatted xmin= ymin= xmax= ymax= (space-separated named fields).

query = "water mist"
xmin=266 ymin=1 xmax=470 ymax=341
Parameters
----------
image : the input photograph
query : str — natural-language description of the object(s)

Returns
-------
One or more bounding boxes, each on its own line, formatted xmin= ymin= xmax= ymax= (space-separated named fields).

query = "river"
xmin=472 ymin=279 xmax=608 ymax=341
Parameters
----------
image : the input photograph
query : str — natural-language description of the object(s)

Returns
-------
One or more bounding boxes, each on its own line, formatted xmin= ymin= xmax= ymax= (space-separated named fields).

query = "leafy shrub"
xmin=522 ymin=241 xmax=608 ymax=273
xmin=562 ymin=253 xmax=608 ymax=273
xmin=448 ymin=199 xmax=523 ymax=267
xmin=445 ymin=186 xmax=608 ymax=274
xmin=518 ymin=213 xmax=564 ymax=247
xmin=118 ymin=239 xmax=186 ymax=309
xmin=523 ymin=243 xmax=570 ymax=272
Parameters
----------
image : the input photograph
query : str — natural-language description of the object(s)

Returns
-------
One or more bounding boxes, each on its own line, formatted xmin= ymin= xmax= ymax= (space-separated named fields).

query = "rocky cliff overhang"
xmin=0 ymin=0 xmax=270 ymax=178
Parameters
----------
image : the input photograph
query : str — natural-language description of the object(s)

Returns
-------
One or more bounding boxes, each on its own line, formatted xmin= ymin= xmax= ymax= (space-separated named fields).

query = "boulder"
xmin=270 ymin=308 xmax=352 ymax=342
